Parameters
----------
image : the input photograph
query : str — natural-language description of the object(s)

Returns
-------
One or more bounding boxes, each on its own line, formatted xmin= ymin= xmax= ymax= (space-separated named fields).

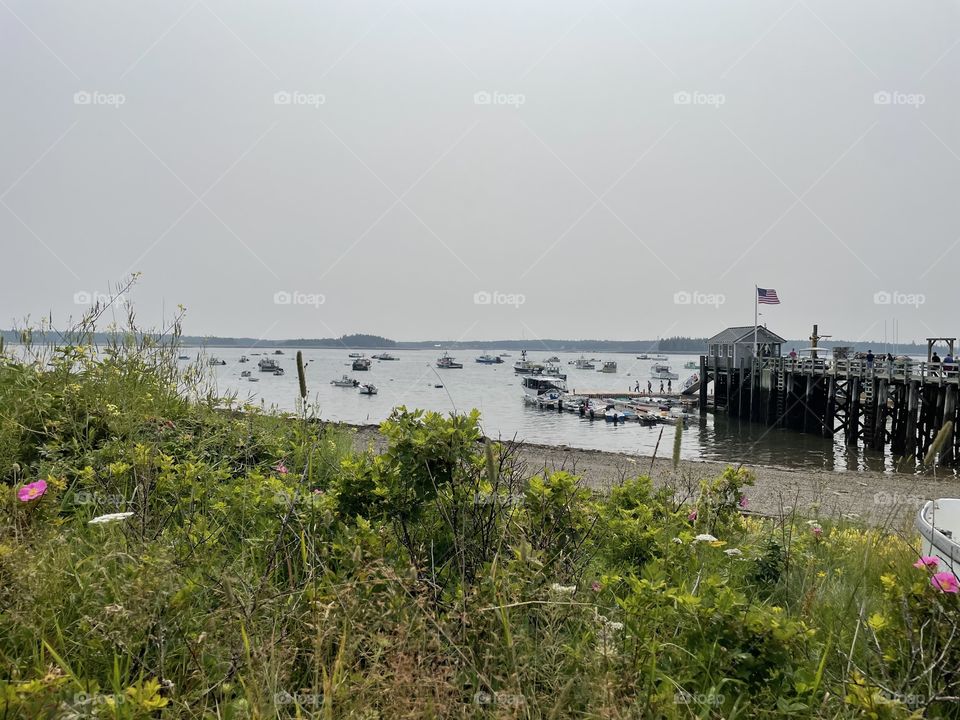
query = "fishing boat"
xmin=636 ymin=354 xmax=650 ymax=360
xmin=241 ymin=370 xmax=252 ymax=378
xmin=684 ymin=361 xmax=698 ymax=369
xmin=208 ymin=357 xmax=226 ymax=366
xmin=475 ymin=353 xmax=503 ymax=364
xmin=653 ymin=354 xmax=668 ymax=361
xmin=273 ymin=350 xmax=284 ymax=355
xmin=178 ymin=355 xmax=189 ymax=360
xmin=545 ymin=356 xmax=560 ymax=363
xmin=917 ymin=499 xmax=960 ymax=573
xmin=650 ymin=364 xmax=679 ymax=380
xmin=358 ymin=383 xmax=378 ymax=395
xmin=499 ymin=352 xmax=512 ymax=357
xmin=573 ymin=355 xmax=595 ymax=370
xmin=274 ymin=368 xmax=285 ymax=376
xmin=258 ymin=357 xmax=280 ymax=372
xmin=521 ymin=375 xmax=567 ymax=403
xmin=352 ymin=357 xmax=371 ymax=371
xmin=513 ymin=350 xmax=541 ymax=374
xmin=247 ymin=376 xmax=259 ymax=382
xmin=598 ymin=361 xmax=617 ymax=373
xmin=331 ymin=375 xmax=358 ymax=387
xmin=436 ymin=352 xmax=463 ymax=369
xmin=372 ymin=352 xmax=398 ymax=361
xmin=533 ymin=364 xmax=567 ymax=381
xmin=239 ymin=355 xmax=249 ymax=363
xmin=348 ymin=352 xmax=363 ymax=358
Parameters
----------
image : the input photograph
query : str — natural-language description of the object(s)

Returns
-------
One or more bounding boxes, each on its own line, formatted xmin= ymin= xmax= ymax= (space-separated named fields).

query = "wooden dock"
xmin=699 ymin=355 xmax=960 ymax=464
xmin=574 ymin=390 xmax=686 ymax=401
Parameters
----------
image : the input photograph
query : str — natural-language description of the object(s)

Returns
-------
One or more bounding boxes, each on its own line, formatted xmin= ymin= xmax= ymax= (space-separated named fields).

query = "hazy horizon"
xmin=3 ymin=1 xmax=958 ymax=344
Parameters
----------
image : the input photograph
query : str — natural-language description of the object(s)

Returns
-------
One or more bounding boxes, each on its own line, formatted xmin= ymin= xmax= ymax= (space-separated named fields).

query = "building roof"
xmin=707 ymin=326 xmax=786 ymax=345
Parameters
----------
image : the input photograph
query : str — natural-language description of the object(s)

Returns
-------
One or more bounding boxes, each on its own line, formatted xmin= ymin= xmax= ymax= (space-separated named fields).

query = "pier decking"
xmin=699 ymin=355 xmax=960 ymax=464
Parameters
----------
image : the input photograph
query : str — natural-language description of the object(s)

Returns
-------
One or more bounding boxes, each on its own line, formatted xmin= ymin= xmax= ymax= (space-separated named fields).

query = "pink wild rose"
xmin=913 ymin=556 xmax=940 ymax=570
xmin=739 ymin=496 xmax=749 ymax=508
xmin=687 ymin=510 xmax=698 ymax=522
xmin=17 ymin=479 xmax=47 ymax=503
xmin=931 ymin=571 xmax=960 ymax=594
xmin=274 ymin=462 xmax=289 ymax=475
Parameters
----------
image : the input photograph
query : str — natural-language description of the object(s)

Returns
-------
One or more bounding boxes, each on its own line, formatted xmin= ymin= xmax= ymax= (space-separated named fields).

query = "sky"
xmin=1 ymin=0 xmax=958 ymax=344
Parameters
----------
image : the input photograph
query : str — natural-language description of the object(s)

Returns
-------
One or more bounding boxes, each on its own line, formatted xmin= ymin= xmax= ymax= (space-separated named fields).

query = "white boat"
xmin=650 ymin=364 xmax=678 ymax=380
xmin=475 ymin=353 xmax=503 ymax=364
xmin=636 ymin=354 xmax=650 ymax=360
xmin=348 ymin=352 xmax=363 ymax=358
xmin=521 ymin=375 xmax=567 ymax=403
xmin=513 ymin=350 xmax=540 ymax=374
xmin=258 ymin=358 xmax=279 ymax=372
xmin=372 ymin=352 xmax=398 ymax=361
xmin=352 ymin=357 xmax=372 ymax=371
xmin=331 ymin=375 xmax=358 ymax=387
xmin=532 ymin=363 xmax=567 ymax=381
xmin=545 ymin=356 xmax=560 ymax=363
xmin=359 ymin=383 xmax=378 ymax=395
xmin=208 ymin=358 xmax=226 ymax=366
xmin=239 ymin=355 xmax=249 ymax=363
xmin=598 ymin=361 xmax=617 ymax=373
xmin=683 ymin=361 xmax=698 ymax=369
xmin=653 ymin=354 xmax=668 ymax=361
xmin=436 ymin=352 xmax=463 ymax=369
xmin=247 ymin=376 xmax=259 ymax=382
xmin=573 ymin=355 xmax=595 ymax=370
xmin=274 ymin=368 xmax=285 ymax=376
xmin=917 ymin=499 xmax=960 ymax=573
xmin=241 ymin=370 xmax=252 ymax=378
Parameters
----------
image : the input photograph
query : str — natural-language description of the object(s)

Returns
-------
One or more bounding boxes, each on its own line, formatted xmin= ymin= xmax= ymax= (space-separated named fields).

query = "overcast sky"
xmin=2 ymin=0 xmax=958 ymax=343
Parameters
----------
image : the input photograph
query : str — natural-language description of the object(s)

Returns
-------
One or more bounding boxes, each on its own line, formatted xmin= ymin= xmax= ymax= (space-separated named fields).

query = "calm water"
xmin=195 ymin=347 xmax=935 ymax=475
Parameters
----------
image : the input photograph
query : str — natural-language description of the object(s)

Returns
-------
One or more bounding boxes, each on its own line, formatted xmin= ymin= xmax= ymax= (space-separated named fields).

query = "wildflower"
xmin=738 ymin=496 xmax=749 ymax=508
xmin=931 ymin=571 xmax=960 ymax=594
xmin=591 ymin=581 xmax=602 ymax=592
xmin=810 ymin=524 xmax=823 ymax=539
xmin=274 ymin=461 xmax=289 ymax=475
xmin=879 ymin=573 xmax=897 ymax=591
xmin=693 ymin=534 xmax=718 ymax=543
xmin=724 ymin=548 xmax=743 ymax=557
xmin=549 ymin=583 xmax=576 ymax=595
xmin=913 ymin=556 xmax=939 ymax=570
xmin=17 ymin=480 xmax=47 ymax=503
xmin=671 ymin=537 xmax=683 ymax=544
xmin=687 ymin=509 xmax=697 ymax=521
xmin=88 ymin=512 xmax=134 ymax=525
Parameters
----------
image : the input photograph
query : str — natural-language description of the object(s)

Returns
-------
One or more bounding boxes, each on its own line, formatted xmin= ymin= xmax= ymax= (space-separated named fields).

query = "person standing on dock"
xmin=647 ymin=380 xmax=652 ymax=394
xmin=667 ymin=380 xmax=672 ymax=393
xmin=866 ymin=349 xmax=875 ymax=371
xmin=660 ymin=381 xmax=664 ymax=393
xmin=634 ymin=381 xmax=640 ymax=392
xmin=789 ymin=348 xmax=797 ymax=359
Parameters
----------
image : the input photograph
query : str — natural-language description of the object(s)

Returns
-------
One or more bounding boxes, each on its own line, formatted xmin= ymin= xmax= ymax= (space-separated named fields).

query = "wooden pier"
xmin=698 ymin=355 xmax=960 ymax=464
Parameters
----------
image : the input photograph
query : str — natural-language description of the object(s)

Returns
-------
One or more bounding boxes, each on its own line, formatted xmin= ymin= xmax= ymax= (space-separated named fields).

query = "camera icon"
xmin=474 ymin=91 xmax=492 ymax=105
xmin=473 ymin=290 xmax=492 ymax=305
xmin=473 ymin=691 xmax=493 ymax=705
xmin=673 ymin=91 xmax=692 ymax=105
xmin=273 ymin=290 xmax=292 ymax=305
xmin=73 ymin=91 xmax=92 ymax=105
xmin=873 ymin=91 xmax=892 ymax=105
xmin=274 ymin=91 xmax=292 ymax=105
xmin=673 ymin=290 xmax=692 ymax=305
xmin=873 ymin=290 xmax=892 ymax=305
xmin=73 ymin=290 xmax=91 ymax=304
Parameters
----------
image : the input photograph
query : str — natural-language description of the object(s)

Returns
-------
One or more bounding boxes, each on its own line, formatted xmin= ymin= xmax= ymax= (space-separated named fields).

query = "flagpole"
xmin=754 ymin=285 xmax=758 ymax=359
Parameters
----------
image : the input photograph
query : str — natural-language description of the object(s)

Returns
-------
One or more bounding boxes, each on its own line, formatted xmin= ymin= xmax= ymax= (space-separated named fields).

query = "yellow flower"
xmin=867 ymin=613 xmax=888 ymax=632
xmin=879 ymin=574 xmax=897 ymax=591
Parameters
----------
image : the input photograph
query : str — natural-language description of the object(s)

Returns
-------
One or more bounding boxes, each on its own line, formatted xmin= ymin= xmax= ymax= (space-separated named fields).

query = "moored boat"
xmin=598 ymin=361 xmax=617 ymax=373
xmin=475 ymin=353 xmax=503 ymax=364
xmin=359 ymin=383 xmax=378 ymax=395
xmin=331 ymin=375 xmax=358 ymax=387
xmin=239 ymin=355 xmax=249 ymax=363
xmin=437 ymin=352 xmax=463 ymax=369
xmin=521 ymin=375 xmax=567 ymax=403
xmin=650 ymin=364 xmax=679 ymax=380
xmin=917 ymin=499 xmax=960 ymax=573
xmin=573 ymin=355 xmax=595 ymax=370
xmin=258 ymin=357 xmax=280 ymax=372
xmin=352 ymin=357 xmax=372 ymax=371
xmin=372 ymin=352 xmax=398 ymax=361
xmin=684 ymin=361 xmax=698 ymax=369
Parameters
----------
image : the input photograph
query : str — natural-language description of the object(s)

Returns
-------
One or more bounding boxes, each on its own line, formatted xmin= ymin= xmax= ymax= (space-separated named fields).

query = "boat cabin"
xmin=706 ymin=326 xmax=785 ymax=364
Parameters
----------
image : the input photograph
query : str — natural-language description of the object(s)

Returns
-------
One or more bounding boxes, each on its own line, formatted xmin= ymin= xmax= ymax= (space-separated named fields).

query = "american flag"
xmin=757 ymin=287 xmax=780 ymax=305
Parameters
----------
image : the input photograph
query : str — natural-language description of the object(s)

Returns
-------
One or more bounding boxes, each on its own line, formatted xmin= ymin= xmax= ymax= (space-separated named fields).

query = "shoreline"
xmin=340 ymin=421 xmax=960 ymax=527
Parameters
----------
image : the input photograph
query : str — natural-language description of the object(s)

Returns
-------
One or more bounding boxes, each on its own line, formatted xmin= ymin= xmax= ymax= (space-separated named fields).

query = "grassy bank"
xmin=1 ymin=330 xmax=959 ymax=719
